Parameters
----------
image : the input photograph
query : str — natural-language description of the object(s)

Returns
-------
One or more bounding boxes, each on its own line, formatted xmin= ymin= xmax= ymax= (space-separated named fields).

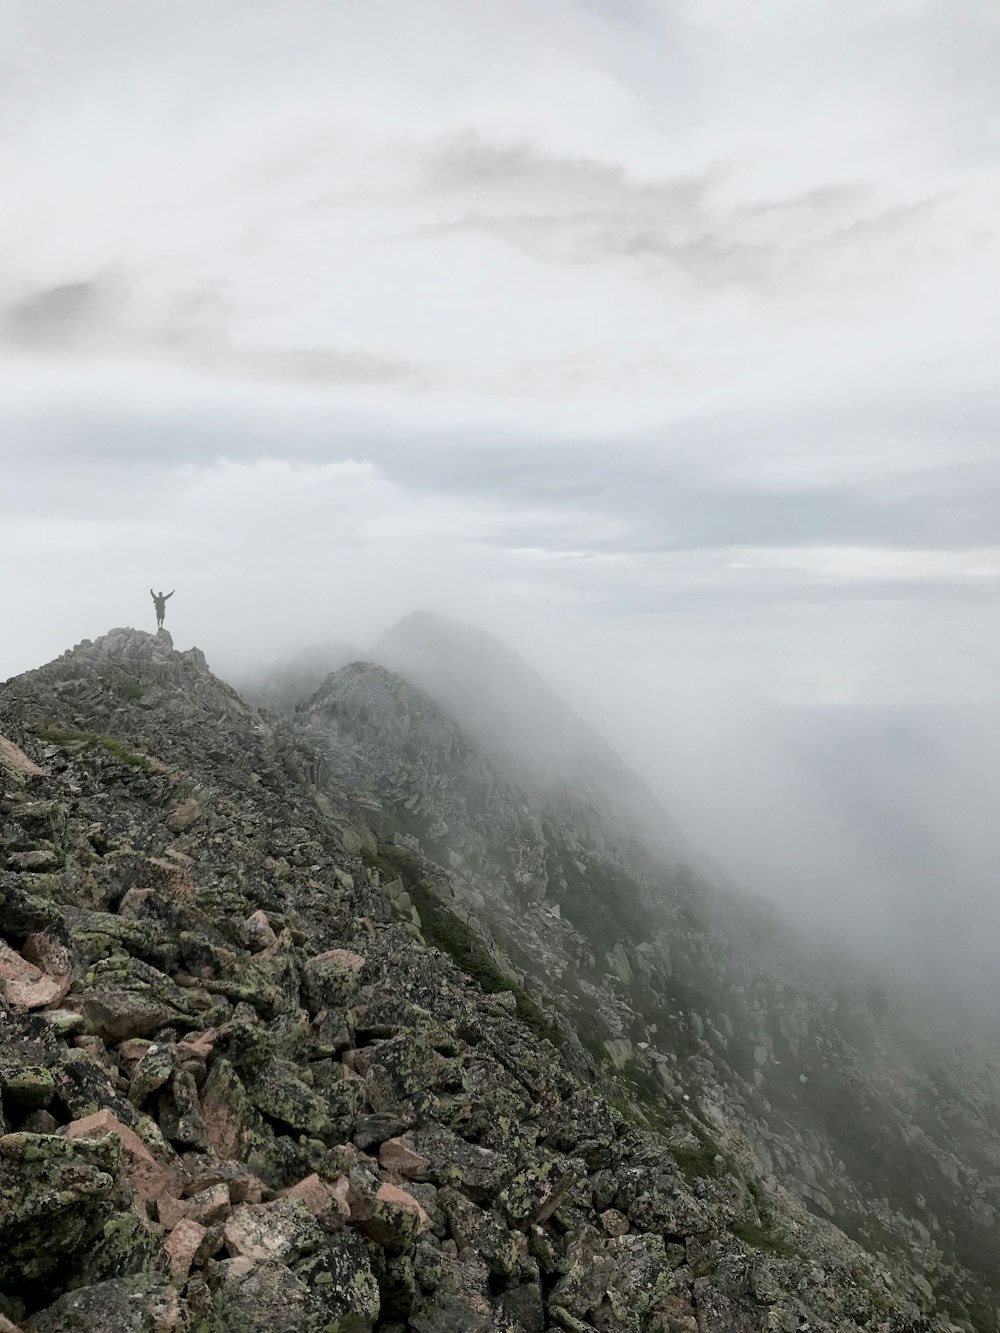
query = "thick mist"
xmin=2 ymin=2 xmax=999 ymax=1015
xmin=223 ymin=598 xmax=1000 ymax=1017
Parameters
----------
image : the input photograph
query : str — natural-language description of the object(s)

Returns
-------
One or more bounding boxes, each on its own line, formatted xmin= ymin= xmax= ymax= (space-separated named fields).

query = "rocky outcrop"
xmin=0 ymin=628 xmax=981 ymax=1330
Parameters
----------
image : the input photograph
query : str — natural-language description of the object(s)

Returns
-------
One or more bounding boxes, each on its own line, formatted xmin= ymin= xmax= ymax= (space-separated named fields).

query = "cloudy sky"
xmin=2 ymin=2 xmax=999 ymax=991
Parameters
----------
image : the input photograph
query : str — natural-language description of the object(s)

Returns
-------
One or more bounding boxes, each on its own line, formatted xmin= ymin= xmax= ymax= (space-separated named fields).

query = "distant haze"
xmin=2 ymin=3 xmax=998 ymax=1006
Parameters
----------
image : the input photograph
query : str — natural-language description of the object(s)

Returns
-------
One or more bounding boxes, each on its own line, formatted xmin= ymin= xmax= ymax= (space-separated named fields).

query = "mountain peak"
xmin=374 ymin=611 xmax=687 ymax=858
xmin=1 ymin=626 xmax=250 ymax=769
xmin=18 ymin=626 xmax=209 ymax=678
xmin=378 ymin=609 xmax=521 ymax=666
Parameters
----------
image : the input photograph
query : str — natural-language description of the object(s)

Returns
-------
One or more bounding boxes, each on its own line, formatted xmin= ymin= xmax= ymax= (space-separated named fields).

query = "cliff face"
xmin=0 ymin=627 xmax=986 ymax=1331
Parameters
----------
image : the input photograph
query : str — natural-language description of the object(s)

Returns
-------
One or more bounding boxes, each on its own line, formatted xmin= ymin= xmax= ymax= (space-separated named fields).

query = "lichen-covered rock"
xmin=66 ymin=907 xmax=178 ymax=972
xmin=73 ymin=1208 xmax=168 ymax=1289
xmin=0 ymin=1062 xmax=55 ymax=1110
xmin=348 ymin=1176 xmax=432 ymax=1250
xmin=212 ymin=1232 xmax=380 ymax=1332
xmin=79 ymin=956 xmax=195 ymax=1042
xmin=127 ymin=1043 xmax=175 ymax=1105
xmin=293 ymin=1228 xmax=381 ymax=1330
xmin=54 ymin=1050 xmax=138 ymax=1126
xmin=0 ymin=1131 xmax=122 ymax=1289
xmin=409 ymin=1249 xmax=500 ymax=1333
xmin=177 ymin=933 xmax=290 ymax=1017
xmin=280 ymin=1172 xmax=350 ymax=1223
xmin=210 ymin=1259 xmax=311 ymax=1333
xmin=158 ymin=1069 xmax=209 ymax=1150
xmin=613 ymin=1160 xmax=710 ymax=1236
xmin=438 ymin=1187 xmax=518 ymax=1276
xmin=547 ymin=1226 xmax=678 ymax=1332
xmin=22 ymin=1276 xmax=184 ymax=1333
xmin=64 ymin=1108 xmax=175 ymax=1216
xmin=200 ymin=1057 xmax=264 ymax=1160
xmin=165 ymin=797 xmax=203 ymax=834
xmin=243 ymin=1057 xmax=333 ymax=1138
xmin=301 ymin=948 xmax=365 ymax=1013
xmin=406 ymin=1124 xmax=507 ymax=1200
xmin=223 ymin=1198 xmax=325 ymax=1264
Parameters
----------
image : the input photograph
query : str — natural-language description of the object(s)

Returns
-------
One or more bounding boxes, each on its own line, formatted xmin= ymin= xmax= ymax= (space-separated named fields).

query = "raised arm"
xmin=165 ymin=591 xmax=175 ymax=600
xmin=150 ymin=588 xmax=155 ymax=599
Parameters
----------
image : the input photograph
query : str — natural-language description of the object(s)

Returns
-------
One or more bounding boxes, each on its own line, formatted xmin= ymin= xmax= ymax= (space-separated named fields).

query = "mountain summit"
xmin=0 ymin=626 xmax=995 ymax=1330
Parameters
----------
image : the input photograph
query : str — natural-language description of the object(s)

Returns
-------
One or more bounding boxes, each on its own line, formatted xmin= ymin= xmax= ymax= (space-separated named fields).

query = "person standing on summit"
xmin=150 ymin=588 xmax=174 ymax=630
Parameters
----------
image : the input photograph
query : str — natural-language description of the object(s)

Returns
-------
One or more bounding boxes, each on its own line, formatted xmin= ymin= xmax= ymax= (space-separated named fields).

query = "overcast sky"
xmin=2 ymin=2 xmax=999 ymax=993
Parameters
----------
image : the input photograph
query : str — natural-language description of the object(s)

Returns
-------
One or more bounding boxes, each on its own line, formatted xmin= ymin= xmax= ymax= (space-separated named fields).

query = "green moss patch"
xmin=730 ymin=1221 xmax=798 ymax=1260
xmin=364 ymin=842 xmax=561 ymax=1047
xmin=33 ymin=726 xmax=153 ymax=772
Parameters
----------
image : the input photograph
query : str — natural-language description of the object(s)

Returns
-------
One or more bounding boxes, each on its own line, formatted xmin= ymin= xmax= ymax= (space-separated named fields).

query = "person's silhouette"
xmin=150 ymin=588 xmax=175 ymax=629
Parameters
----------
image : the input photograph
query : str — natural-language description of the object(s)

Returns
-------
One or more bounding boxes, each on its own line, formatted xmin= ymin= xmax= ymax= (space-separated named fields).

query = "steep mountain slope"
xmin=298 ymin=653 xmax=1000 ymax=1331
xmin=0 ymin=627 xmax=954 ymax=1332
xmin=373 ymin=612 xmax=691 ymax=863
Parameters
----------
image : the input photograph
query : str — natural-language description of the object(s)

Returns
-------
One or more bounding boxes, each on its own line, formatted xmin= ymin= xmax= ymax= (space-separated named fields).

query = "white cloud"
xmin=2 ymin=1 xmax=1000 ymax=991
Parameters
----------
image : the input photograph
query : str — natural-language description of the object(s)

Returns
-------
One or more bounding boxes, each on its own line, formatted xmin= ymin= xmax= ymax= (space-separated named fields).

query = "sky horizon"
xmin=3 ymin=1 xmax=999 ymax=1002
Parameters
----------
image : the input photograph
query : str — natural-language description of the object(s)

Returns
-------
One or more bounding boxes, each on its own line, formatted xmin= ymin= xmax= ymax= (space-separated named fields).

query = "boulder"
xmin=0 ymin=941 xmax=68 ymax=1010
xmin=409 ymin=1249 xmax=495 ymax=1333
xmin=65 ymin=1109 xmax=175 ymax=1214
xmin=244 ymin=1058 xmax=333 ymax=1138
xmin=0 ymin=1132 xmax=121 ymax=1288
xmin=79 ymin=957 xmax=194 ymax=1043
xmin=127 ymin=1044 xmax=174 ymax=1105
xmin=0 ymin=731 xmax=45 ymax=782
xmin=0 ymin=1063 xmax=55 ymax=1112
xmin=223 ymin=1198 xmax=325 ymax=1265
xmin=244 ymin=910 xmax=278 ymax=953
xmin=348 ymin=1178 xmax=432 ymax=1250
xmin=281 ymin=1173 xmax=350 ymax=1223
xmin=22 ymin=1276 xmax=184 ymax=1333
xmin=379 ymin=1134 xmax=431 ymax=1179
xmin=54 ymin=1052 xmax=137 ymax=1126
xmin=163 ymin=1217 xmax=207 ymax=1281
xmin=165 ymin=797 xmax=203 ymax=833
xmin=438 ymin=1187 xmax=518 ymax=1276
xmin=301 ymin=949 xmax=365 ymax=1013
xmin=547 ymin=1230 xmax=676 ymax=1332
xmin=214 ymin=1234 xmax=380 ymax=1333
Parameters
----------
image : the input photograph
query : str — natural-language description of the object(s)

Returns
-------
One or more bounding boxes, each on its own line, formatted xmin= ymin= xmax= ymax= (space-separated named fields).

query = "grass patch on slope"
xmin=730 ymin=1221 xmax=798 ymax=1260
xmin=33 ymin=725 xmax=153 ymax=772
xmin=362 ymin=842 xmax=561 ymax=1047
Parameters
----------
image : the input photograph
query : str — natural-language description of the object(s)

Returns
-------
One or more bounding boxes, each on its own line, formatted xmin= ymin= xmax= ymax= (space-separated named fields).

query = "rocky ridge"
xmin=0 ymin=628 xmax=968 ymax=1330
xmin=296 ymin=649 xmax=1000 ymax=1330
